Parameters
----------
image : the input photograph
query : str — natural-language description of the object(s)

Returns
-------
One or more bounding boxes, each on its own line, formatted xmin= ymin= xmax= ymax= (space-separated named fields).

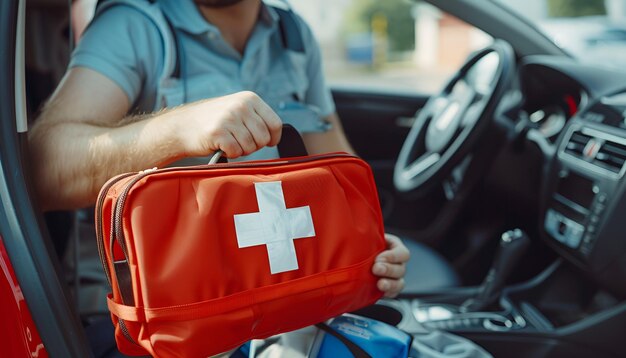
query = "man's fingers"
xmin=372 ymin=262 xmax=406 ymax=279
xmin=229 ymin=124 xmax=257 ymax=156
xmin=232 ymin=92 xmax=274 ymax=154
xmin=189 ymin=91 xmax=281 ymax=158
xmin=243 ymin=111 xmax=272 ymax=149
xmin=251 ymin=96 xmax=283 ymax=146
xmin=384 ymin=233 xmax=404 ymax=248
xmin=378 ymin=278 xmax=405 ymax=298
xmin=219 ymin=132 xmax=244 ymax=158
xmin=377 ymin=234 xmax=410 ymax=264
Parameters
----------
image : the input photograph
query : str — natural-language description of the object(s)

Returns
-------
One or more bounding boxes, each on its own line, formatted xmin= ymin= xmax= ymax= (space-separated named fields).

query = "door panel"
xmin=333 ymin=88 xmax=428 ymax=161
xmin=332 ymin=88 xmax=444 ymax=232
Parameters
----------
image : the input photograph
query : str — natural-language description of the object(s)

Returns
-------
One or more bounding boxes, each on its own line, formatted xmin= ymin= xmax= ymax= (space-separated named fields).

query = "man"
xmin=29 ymin=0 xmax=408 ymax=300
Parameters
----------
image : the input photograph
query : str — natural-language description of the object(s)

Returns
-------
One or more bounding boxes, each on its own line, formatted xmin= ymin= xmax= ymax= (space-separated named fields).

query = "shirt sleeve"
xmin=296 ymin=16 xmax=336 ymax=118
xmin=69 ymin=6 xmax=163 ymax=108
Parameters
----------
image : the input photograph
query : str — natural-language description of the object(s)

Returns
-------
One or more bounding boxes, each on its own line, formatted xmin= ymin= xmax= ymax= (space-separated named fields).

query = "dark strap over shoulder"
xmin=272 ymin=6 xmax=305 ymax=53
xmin=95 ymin=0 xmax=182 ymax=79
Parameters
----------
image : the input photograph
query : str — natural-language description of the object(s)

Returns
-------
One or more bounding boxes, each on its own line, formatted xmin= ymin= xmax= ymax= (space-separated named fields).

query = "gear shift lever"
xmin=461 ymin=229 xmax=530 ymax=312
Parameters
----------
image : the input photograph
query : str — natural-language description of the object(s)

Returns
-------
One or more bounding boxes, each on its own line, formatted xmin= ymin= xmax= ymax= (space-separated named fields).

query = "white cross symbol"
xmin=233 ymin=181 xmax=316 ymax=274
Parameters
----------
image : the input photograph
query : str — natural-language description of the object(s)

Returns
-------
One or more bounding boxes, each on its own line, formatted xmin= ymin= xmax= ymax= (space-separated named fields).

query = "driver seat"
xmin=401 ymin=239 xmax=460 ymax=293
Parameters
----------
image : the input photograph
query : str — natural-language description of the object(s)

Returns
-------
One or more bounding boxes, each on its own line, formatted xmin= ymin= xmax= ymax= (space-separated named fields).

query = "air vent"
xmin=562 ymin=128 xmax=626 ymax=176
xmin=594 ymin=141 xmax=626 ymax=173
xmin=564 ymin=131 xmax=593 ymax=159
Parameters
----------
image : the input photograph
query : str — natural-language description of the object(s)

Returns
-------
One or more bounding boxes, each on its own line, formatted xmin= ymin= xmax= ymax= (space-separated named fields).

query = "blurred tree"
xmin=345 ymin=0 xmax=415 ymax=52
xmin=547 ymin=0 xmax=606 ymax=17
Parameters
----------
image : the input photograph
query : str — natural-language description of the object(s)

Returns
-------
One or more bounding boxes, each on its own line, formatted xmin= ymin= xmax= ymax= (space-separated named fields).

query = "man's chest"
xmin=158 ymin=35 xmax=309 ymax=110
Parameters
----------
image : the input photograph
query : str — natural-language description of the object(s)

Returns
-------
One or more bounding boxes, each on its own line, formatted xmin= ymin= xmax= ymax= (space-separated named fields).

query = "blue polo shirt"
xmin=69 ymin=0 xmax=335 ymax=147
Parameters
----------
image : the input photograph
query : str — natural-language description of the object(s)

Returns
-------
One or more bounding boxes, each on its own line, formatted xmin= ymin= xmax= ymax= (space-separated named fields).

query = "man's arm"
xmin=301 ymin=113 xmax=356 ymax=155
xmin=29 ymin=68 xmax=282 ymax=211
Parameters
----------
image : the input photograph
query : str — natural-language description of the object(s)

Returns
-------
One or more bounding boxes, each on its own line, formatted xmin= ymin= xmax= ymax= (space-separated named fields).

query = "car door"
xmin=0 ymin=0 xmax=92 ymax=356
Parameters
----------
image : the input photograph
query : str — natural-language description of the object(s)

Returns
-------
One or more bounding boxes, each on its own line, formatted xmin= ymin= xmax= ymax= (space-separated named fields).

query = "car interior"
xmin=1 ymin=0 xmax=626 ymax=357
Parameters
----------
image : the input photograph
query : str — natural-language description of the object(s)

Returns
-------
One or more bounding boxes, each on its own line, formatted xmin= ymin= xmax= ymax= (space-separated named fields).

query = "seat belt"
xmin=274 ymin=6 xmax=306 ymax=53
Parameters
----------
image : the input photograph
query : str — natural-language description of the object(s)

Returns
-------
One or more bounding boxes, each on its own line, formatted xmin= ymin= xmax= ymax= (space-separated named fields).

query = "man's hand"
xmin=178 ymin=91 xmax=283 ymax=159
xmin=30 ymin=66 xmax=284 ymax=210
xmin=372 ymin=234 xmax=410 ymax=298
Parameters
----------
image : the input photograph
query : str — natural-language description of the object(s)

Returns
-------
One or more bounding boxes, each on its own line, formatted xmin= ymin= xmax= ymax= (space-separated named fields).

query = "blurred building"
xmin=412 ymin=3 xmax=491 ymax=71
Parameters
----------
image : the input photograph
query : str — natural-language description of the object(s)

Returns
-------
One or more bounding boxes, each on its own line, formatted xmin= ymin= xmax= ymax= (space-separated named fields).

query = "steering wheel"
xmin=394 ymin=41 xmax=515 ymax=194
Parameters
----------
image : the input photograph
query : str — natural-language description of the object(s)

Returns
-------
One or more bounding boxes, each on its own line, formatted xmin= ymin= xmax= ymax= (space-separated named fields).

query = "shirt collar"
xmin=159 ymin=0 xmax=279 ymax=36
xmin=259 ymin=2 xmax=280 ymax=25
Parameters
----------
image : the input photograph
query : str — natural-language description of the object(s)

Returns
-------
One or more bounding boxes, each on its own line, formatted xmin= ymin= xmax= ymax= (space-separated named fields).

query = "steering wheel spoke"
xmin=442 ymin=155 xmax=473 ymax=201
xmin=402 ymin=152 xmax=441 ymax=182
xmin=394 ymin=41 xmax=515 ymax=194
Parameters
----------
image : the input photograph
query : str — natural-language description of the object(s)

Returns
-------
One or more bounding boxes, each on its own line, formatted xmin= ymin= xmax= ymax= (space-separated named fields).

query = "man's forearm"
xmin=29 ymin=91 xmax=283 ymax=211
xmin=29 ymin=110 xmax=184 ymax=211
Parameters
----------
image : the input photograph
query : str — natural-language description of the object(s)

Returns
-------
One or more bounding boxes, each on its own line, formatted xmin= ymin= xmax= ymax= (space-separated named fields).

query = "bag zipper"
xmin=95 ymin=173 xmax=142 ymax=347
xmin=95 ymin=173 xmax=137 ymax=286
xmin=118 ymin=319 xmax=138 ymax=346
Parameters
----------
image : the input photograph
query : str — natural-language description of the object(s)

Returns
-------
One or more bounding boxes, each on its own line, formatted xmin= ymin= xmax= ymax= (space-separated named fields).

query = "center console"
xmin=355 ymin=259 xmax=626 ymax=358
xmin=541 ymin=89 xmax=626 ymax=297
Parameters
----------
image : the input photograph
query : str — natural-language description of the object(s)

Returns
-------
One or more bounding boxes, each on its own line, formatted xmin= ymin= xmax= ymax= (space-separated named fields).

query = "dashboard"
xmin=516 ymin=57 xmax=626 ymax=297
xmin=521 ymin=68 xmax=585 ymax=141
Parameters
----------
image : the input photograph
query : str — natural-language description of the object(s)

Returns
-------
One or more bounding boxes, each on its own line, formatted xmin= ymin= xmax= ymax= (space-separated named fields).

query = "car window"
xmin=70 ymin=0 xmax=493 ymax=94
xmin=494 ymin=0 xmax=626 ymax=71
xmin=290 ymin=0 xmax=492 ymax=94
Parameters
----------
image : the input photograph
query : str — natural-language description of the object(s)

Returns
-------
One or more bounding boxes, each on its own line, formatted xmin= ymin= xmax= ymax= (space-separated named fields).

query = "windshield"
xmin=495 ymin=0 xmax=626 ymax=71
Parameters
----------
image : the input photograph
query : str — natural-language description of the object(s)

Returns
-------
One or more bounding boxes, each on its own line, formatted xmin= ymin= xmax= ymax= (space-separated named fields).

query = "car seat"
xmin=401 ymin=239 xmax=460 ymax=294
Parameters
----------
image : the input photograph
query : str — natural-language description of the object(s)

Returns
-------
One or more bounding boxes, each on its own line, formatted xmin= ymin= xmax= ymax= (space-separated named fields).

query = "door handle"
xmin=395 ymin=114 xmax=418 ymax=128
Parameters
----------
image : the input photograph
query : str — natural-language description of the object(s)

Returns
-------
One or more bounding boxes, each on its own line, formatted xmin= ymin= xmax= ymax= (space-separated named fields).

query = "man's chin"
xmin=194 ymin=0 xmax=246 ymax=8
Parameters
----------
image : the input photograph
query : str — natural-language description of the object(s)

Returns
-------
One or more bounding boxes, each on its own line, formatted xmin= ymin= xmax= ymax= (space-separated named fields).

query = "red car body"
xmin=0 ymin=237 xmax=48 ymax=357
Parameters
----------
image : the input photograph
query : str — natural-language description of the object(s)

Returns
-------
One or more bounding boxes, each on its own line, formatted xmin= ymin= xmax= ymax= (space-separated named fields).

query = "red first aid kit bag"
xmin=95 ymin=130 xmax=387 ymax=357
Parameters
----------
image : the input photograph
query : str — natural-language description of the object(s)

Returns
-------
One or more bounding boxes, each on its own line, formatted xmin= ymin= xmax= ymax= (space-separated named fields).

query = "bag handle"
xmin=209 ymin=124 xmax=308 ymax=164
